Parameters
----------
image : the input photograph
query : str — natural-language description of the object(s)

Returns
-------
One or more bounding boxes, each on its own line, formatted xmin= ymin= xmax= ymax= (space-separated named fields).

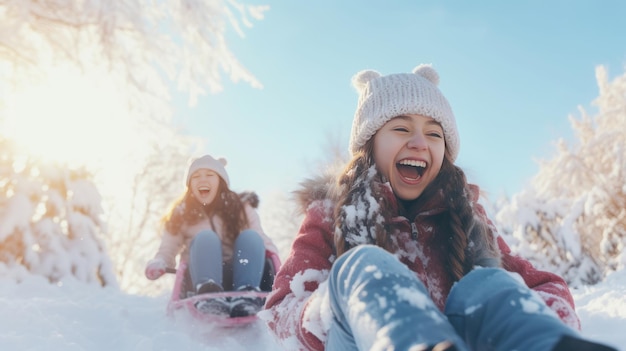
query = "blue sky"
xmin=174 ymin=1 xmax=626 ymax=204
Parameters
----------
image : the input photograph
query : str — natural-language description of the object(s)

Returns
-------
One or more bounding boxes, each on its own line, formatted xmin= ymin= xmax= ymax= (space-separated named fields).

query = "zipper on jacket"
xmin=411 ymin=222 xmax=418 ymax=240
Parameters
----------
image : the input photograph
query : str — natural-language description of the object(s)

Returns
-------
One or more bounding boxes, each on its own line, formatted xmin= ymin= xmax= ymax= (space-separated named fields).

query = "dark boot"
xmin=194 ymin=280 xmax=230 ymax=316
xmin=195 ymin=297 xmax=230 ymax=315
xmin=551 ymin=335 xmax=617 ymax=351
xmin=230 ymin=285 xmax=264 ymax=318
xmin=196 ymin=279 xmax=223 ymax=295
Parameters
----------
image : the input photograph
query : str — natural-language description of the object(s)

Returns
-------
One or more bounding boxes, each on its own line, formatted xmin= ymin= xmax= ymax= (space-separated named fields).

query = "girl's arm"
xmin=153 ymin=230 xmax=185 ymax=268
xmin=264 ymin=201 xmax=335 ymax=351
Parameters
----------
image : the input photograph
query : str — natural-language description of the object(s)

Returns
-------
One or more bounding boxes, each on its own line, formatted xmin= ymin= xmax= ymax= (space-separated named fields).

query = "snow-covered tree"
xmin=0 ymin=0 xmax=265 ymax=104
xmin=496 ymin=65 xmax=626 ymax=286
xmin=0 ymin=137 xmax=117 ymax=286
xmin=0 ymin=0 xmax=267 ymax=293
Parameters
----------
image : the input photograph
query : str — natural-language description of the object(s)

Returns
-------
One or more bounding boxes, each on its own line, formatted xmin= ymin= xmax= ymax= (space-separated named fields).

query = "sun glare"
xmin=4 ymin=67 xmax=135 ymax=169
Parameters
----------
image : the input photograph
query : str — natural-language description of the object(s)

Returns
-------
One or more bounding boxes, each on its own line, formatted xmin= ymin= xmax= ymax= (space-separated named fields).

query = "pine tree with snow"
xmin=496 ymin=65 xmax=626 ymax=285
xmin=0 ymin=138 xmax=117 ymax=286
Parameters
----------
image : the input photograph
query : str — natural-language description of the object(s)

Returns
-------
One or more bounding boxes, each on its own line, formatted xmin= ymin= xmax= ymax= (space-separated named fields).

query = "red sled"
xmin=166 ymin=250 xmax=281 ymax=327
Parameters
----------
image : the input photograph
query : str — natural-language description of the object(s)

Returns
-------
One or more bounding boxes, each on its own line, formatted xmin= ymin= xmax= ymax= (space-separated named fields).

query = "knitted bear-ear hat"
xmin=348 ymin=64 xmax=459 ymax=161
xmin=185 ymin=154 xmax=230 ymax=188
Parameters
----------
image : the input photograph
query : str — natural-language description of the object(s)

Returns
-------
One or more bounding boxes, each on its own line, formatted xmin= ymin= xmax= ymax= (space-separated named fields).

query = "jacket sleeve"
xmin=498 ymin=236 xmax=581 ymax=330
xmin=244 ymin=204 xmax=279 ymax=256
xmin=154 ymin=229 xmax=185 ymax=269
xmin=263 ymin=201 xmax=335 ymax=351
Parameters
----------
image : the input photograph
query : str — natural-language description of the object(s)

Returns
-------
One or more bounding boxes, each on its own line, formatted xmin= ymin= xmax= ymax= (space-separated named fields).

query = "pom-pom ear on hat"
xmin=348 ymin=64 xmax=459 ymax=161
xmin=185 ymin=154 xmax=230 ymax=188
xmin=352 ymin=70 xmax=381 ymax=93
xmin=412 ymin=64 xmax=440 ymax=85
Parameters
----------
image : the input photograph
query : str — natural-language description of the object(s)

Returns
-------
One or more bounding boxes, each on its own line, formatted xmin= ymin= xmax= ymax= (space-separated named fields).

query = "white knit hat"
xmin=349 ymin=64 xmax=459 ymax=161
xmin=185 ymin=155 xmax=230 ymax=187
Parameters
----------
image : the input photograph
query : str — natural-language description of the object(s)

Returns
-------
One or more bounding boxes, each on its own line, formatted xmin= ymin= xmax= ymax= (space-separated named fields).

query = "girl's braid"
xmin=438 ymin=159 xmax=475 ymax=281
xmin=437 ymin=157 xmax=501 ymax=281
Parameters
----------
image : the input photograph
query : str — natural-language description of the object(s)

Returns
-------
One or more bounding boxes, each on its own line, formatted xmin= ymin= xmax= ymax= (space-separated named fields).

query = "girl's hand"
xmin=145 ymin=258 xmax=167 ymax=280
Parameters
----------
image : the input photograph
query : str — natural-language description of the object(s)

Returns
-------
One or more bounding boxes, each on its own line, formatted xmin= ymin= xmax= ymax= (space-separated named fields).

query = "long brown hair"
xmin=333 ymin=140 xmax=395 ymax=255
xmin=333 ymin=139 xmax=500 ymax=282
xmin=162 ymin=178 xmax=249 ymax=243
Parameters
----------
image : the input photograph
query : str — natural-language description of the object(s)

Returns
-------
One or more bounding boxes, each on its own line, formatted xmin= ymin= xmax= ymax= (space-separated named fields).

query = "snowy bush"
xmin=496 ymin=65 xmax=626 ymax=286
xmin=0 ymin=138 xmax=117 ymax=286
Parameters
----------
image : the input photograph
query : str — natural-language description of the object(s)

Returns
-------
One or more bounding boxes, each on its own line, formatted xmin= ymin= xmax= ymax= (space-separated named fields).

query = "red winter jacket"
xmin=264 ymin=178 xmax=580 ymax=351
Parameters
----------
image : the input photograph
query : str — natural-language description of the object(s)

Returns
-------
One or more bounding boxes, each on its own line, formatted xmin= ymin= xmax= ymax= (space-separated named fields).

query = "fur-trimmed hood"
xmin=238 ymin=191 xmax=260 ymax=209
xmin=293 ymin=164 xmax=344 ymax=214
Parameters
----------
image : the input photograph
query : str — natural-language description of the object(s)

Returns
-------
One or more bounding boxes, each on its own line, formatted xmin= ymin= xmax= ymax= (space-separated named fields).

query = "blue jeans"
xmin=188 ymin=229 xmax=265 ymax=290
xmin=326 ymin=245 xmax=581 ymax=351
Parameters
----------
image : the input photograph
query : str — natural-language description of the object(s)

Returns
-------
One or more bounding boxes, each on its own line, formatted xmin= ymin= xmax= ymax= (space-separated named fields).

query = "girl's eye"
xmin=427 ymin=132 xmax=443 ymax=138
xmin=393 ymin=127 xmax=409 ymax=132
xmin=193 ymin=172 xmax=214 ymax=179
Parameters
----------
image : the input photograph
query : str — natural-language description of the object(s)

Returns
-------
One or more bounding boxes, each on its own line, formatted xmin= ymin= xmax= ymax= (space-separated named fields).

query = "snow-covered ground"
xmin=0 ymin=267 xmax=624 ymax=351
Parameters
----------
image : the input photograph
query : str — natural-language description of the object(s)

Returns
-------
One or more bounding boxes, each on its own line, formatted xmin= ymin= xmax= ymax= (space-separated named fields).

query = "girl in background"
xmin=146 ymin=154 xmax=278 ymax=318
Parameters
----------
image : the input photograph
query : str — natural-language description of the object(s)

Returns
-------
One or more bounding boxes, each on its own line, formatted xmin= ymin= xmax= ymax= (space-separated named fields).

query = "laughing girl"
xmin=264 ymin=65 xmax=615 ymax=351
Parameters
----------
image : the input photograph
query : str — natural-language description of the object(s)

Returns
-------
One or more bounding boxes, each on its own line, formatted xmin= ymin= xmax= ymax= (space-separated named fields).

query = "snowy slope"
xmin=0 ymin=274 xmax=282 ymax=350
xmin=1 ymin=269 xmax=624 ymax=350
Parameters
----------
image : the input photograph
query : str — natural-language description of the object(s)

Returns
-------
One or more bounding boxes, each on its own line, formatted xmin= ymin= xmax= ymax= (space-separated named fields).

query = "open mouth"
xmin=396 ymin=159 xmax=426 ymax=181
xmin=198 ymin=186 xmax=211 ymax=196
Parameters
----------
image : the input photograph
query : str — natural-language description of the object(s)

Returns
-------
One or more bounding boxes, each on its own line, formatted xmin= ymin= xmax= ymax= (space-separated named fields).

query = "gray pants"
xmin=188 ymin=229 xmax=265 ymax=291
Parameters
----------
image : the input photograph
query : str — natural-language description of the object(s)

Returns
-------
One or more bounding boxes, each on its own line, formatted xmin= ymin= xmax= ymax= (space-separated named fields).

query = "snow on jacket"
xmin=153 ymin=194 xmax=278 ymax=269
xmin=264 ymin=175 xmax=581 ymax=351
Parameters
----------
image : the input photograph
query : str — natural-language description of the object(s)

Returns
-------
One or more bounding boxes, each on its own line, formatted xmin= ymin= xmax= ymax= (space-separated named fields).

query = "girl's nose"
xmin=407 ymin=133 xmax=428 ymax=150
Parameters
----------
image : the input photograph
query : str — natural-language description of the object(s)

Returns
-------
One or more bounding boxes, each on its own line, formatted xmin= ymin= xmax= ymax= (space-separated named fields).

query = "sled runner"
xmin=166 ymin=250 xmax=281 ymax=327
